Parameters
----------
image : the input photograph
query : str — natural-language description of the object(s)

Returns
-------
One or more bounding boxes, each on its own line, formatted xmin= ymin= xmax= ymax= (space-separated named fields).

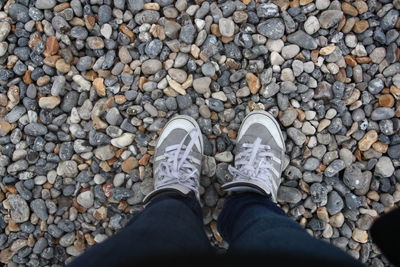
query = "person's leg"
xmin=68 ymin=194 xmax=211 ymax=267
xmin=218 ymin=192 xmax=360 ymax=265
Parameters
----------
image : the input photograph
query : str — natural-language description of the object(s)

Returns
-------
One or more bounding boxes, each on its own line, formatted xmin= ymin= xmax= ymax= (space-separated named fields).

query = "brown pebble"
xmin=353 ymin=1 xmax=368 ymax=14
xmin=93 ymin=77 xmax=106 ymax=96
xmin=53 ymin=2 xmax=69 ymax=12
xmin=119 ymin=24 xmax=135 ymax=42
xmin=23 ymin=70 xmax=33 ymax=84
xmin=211 ymin=24 xmax=221 ymax=37
xmin=379 ymin=94 xmax=395 ymax=107
xmin=344 ymin=55 xmax=357 ymax=67
xmin=55 ymin=59 xmax=71 ymax=73
xmin=390 ymin=86 xmax=400 ymax=99
xmin=122 ymin=157 xmax=139 ymax=173
xmin=44 ymin=55 xmax=61 ymax=67
xmin=0 ymin=94 xmax=7 ymax=106
xmin=353 ymin=20 xmax=369 ymax=33
xmin=138 ymin=154 xmax=151 ymax=166
xmin=8 ymin=220 xmax=20 ymax=232
xmin=358 ymin=130 xmax=378 ymax=151
xmin=102 ymin=183 xmax=113 ymax=198
xmin=372 ymin=141 xmax=388 ymax=153
xmin=341 ymin=2 xmax=359 ymax=16
xmin=114 ymin=95 xmax=126 ymax=105
xmin=84 ymin=15 xmax=96 ymax=30
xmin=246 ymin=72 xmax=261 ymax=94
xmin=43 ymin=36 xmax=59 ymax=57
xmin=356 ymin=57 xmax=371 ymax=64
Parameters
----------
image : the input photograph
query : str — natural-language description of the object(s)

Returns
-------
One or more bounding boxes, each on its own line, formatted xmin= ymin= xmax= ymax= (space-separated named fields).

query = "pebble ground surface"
xmin=0 ymin=0 xmax=399 ymax=266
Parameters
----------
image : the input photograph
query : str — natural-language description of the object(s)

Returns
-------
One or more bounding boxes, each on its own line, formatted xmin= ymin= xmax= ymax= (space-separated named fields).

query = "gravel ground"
xmin=0 ymin=0 xmax=399 ymax=265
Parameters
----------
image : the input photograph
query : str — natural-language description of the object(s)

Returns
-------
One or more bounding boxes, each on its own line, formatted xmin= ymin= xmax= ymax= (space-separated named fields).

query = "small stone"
xmin=87 ymin=37 xmax=104 ymax=49
xmin=327 ymin=191 xmax=344 ymax=215
xmin=36 ymin=0 xmax=56 ymax=9
xmin=215 ymin=151 xmax=233 ymax=162
xmin=278 ymin=186 xmax=302 ymax=203
xmin=180 ymin=24 xmax=196 ymax=44
xmin=30 ymin=199 xmax=48 ymax=221
xmin=325 ymin=160 xmax=345 ymax=177
xmin=142 ymin=59 xmax=162 ymax=75
xmin=0 ymin=22 xmax=11 ymax=42
xmin=316 ymin=0 xmax=330 ymax=10
xmin=0 ymin=120 xmax=12 ymax=136
xmin=352 ymin=228 xmax=368 ymax=243
xmin=368 ymin=78 xmax=384 ymax=94
xmin=381 ymin=10 xmax=399 ymax=31
xmin=193 ymin=77 xmax=211 ymax=94
xmin=57 ymin=161 xmax=78 ymax=178
xmin=257 ymin=3 xmax=279 ymax=18
xmin=219 ymin=18 xmax=235 ymax=37
xmin=379 ymin=94 xmax=395 ymax=107
xmin=111 ymin=133 xmax=135 ymax=148
xmin=343 ymin=166 xmax=363 ymax=190
xmin=77 ymin=191 xmax=94 ymax=208
xmin=304 ymin=16 xmax=320 ymax=35
xmin=279 ymin=109 xmax=297 ymax=127
xmin=375 ymin=156 xmax=394 ymax=178
xmin=93 ymin=78 xmax=106 ymax=96
xmin=94 ymin=145 xmax=115 ymax=161
xmin=320 ymin=45 xmax=336 ymax=56
xmin=7 ymin=195 xmax=30 ymax=223
xmin=341 ymin=3 xmax=358 ymax=16
xmin=353 ymin=20 xmax=369 ymax=33
xmin=44 ymin=36 xmax=59 ymax=57
xmin=55 ymin=59 xmax=71 ymax=73
xmin=358 ymin=130 xmax=378 ymax=151
xmin=39 ymin=96 xmax=61 ymax=109
xmin=287 ymin=30 xmax=317 ymax=50
xmin=168 ymin=68 xmax=187 ymax=83
xmin=122 ymin=157 xmax=138 ymax=173
xmin=282 ymin=45 xmax=300 ymax=59
xmin=24 ymin=123 xmax=48 ymax=136
xmin=9 ymin=4 xmax=30 ymax=23
xmin=257 ymin=18 xmax=285 ymax=40
xmin=319 ymin=10 xmax=343 ymax=29
xmin=246 ymin=73 xmax=261 ymax=94
xmin=287 ymin=127 xmax=306 ymax=146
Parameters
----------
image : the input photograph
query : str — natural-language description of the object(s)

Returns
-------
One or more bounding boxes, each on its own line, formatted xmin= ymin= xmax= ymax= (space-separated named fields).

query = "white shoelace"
xmin=157 ymin=128 xmax=200 ymax=193
xmin=228 ymin=137 xmax=278 ymax=194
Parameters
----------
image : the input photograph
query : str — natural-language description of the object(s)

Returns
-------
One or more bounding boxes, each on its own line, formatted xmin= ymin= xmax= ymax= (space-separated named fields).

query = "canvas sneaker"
xmin=143 ymin=115 xmax=203 ymax=203
xmin=221 ymin=110 xmax=286 ymax=202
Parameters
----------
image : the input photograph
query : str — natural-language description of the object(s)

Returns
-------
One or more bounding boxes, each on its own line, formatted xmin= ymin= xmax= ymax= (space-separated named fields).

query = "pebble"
xmin=352 ymin=229 xmax=368 ymax=243
xmin=257 ymin=18 xmax=285 ymax=40
xmin=193 ymin=77 xmax=211 ymax=95
xmin=7 ymin=194 xmax=30 ymax=223
xmin=39 ymin=96 xmax=61 ymax=109
xmin=77 ymin=191 xmax=94 ymax=208
xmin=35 ymin=0 xmax=56 ymax=9
xmin=304 ymin=16 xmax=320 ymax=35
xmin=30 ymin=199 xmax=48 ymax=221
xmin=219 ymin=18 xmax=235 ymax=37
xmin=287 ymin=30 xmax=317 ymax=50
xmin=142 ymin=59 xmax=162 ymax=75
xmin=319 ymin=10 xmax=344 ymax=29
xmin=278 ymin=186 xmax=302 ymax=203
xmin=375 ymin=157 xmax=394 ymax=178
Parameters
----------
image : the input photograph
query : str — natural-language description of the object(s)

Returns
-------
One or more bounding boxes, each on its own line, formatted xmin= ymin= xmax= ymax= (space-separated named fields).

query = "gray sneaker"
xmin=221 ymin=110 xmax=286 ymax=202
xmin=143 ymin=115 xmax=203 ymax=203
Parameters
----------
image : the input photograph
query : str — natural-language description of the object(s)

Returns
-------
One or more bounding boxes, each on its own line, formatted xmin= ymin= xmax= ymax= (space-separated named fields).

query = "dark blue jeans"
xmin=69 ymin=193 xmax=362 ymax=267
